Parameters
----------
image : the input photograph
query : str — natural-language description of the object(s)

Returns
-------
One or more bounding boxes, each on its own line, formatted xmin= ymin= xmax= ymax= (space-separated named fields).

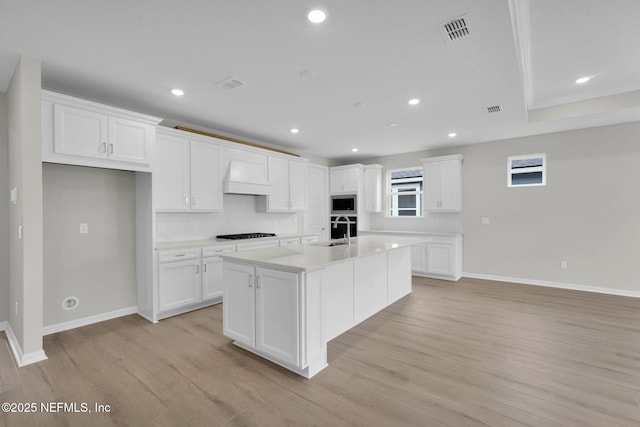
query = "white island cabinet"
xmin=221 ymin=235 xmax=420 ymax=378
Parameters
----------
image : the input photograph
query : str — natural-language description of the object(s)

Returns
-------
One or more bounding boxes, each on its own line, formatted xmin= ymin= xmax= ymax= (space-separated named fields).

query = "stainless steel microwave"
xmin=331 ymin=194 xmax=357 ymax=215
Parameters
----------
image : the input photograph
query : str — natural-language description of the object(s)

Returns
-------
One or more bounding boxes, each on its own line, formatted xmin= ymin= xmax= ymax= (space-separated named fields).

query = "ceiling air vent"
xmin=487 ymin=105 xmax=502 ymax=114
xmin=216 ymin=77 xmax=246 ymax=90
xmin=440 ymin=15 xmax=471 ymax=43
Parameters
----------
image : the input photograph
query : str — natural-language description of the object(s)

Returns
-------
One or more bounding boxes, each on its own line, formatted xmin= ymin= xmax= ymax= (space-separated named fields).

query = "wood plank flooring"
xmin=2 ymin=276 xmax=640 ymax=426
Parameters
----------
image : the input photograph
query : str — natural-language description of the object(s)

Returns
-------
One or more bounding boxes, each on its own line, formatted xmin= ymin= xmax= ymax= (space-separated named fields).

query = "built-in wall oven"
xmin=331 ymin=194 xmax=357 ymax=215
xmin=330 ymin=215 xmax=357 ymax=240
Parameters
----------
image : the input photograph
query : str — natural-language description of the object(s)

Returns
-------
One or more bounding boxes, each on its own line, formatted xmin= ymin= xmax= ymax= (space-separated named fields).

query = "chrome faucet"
xmin=332 ymin=215 xmax=352 ymax=245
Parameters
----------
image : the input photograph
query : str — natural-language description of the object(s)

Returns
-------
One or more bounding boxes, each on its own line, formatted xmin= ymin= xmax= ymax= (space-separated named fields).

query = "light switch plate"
xmin=80 ymin=223 xmax=89 ymax=234
xmin=10 ymin=188 xmax=17 ymax=204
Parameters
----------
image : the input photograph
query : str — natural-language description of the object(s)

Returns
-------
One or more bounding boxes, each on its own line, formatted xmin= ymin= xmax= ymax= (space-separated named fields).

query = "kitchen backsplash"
xmin=156 ymin=194 xmax=300 ymax=242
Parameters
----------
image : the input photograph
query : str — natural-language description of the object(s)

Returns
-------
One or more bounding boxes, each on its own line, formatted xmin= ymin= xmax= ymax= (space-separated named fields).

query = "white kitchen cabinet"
xmin=223 ymin=263 xmax=301 ymax=366
xmin=330 ymin=165 xmax=362 ymax=194
xmin=202 ymin=244 xmax=235 ymax=301
xmin=223 ymin=262 xmax=255 ymax=346
xmin=280 ymin=237 xmax=301 ymax=246
xmin=255 ymin=267 xmax=300 ymax=367
xmin=411 ymin=235 xmax=463 ymax=281
xmin=258 ymin=156 xmax=308 ymax=212
xmin=158 ymin=250 xmax=201 ymax=313
xmin=354 ymin=252 xmax=388 ymax=324
xmin=363 ymin=164 xmax=383 ymax=213
xmin=42 ymin=90 xmax=161 ymax=172
xmin=155 ymin=129 xmax=223 ymax=212
xmin=421 ymin=155 xmax=463 ymax=212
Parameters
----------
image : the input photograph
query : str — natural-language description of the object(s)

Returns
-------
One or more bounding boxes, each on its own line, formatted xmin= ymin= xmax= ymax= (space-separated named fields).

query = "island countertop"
xmin=219 ymin=235 xmax=428 ymax=273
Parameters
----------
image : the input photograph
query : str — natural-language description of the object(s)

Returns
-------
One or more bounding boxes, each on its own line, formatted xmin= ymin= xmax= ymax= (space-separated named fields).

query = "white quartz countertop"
xmin=219 ymin=235 xmax=429 ymax=273
xmin=359 ymin=229 xmax=462 ymax=238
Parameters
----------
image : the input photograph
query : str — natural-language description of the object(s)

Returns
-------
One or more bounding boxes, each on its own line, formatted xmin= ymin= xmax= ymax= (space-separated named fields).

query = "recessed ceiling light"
xmin=576 ymin=77 xmax=590 ymax=84
xmin=448 ymin=132 xmax=457 ymax=138
xmin=408 ymin=98 xmax=420 ymax=106
xmin=389 ymin=122 xmax=399 ymax=127
xmin=171 ymin=88 xmax=184 ymax=96
xmin=351 ymin=148 xmax=358 ymax=153
xmin=299 ymin=70 xmax=316 ymax=79
xmin=290 ymin=128 xmax=299 ymax=134
xmin=307 ymin=9 xmax=327 ymax=24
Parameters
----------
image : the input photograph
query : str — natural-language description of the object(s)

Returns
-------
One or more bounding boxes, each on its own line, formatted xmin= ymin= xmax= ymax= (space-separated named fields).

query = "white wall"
xmin=7 ymin=56 xmax=43 ymax=356
xmin=156 ymin=194 xmax=301 ymax=242
xmin=0 ymin=92 xmax=8 ymax=324
xmin=360 ymin=121 xmax=640 ymax=293
xmin=42 ymin=164 xmax=137 ymax=326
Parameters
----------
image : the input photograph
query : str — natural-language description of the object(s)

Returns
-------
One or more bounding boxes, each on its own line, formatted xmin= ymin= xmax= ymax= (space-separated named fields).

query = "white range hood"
xmin=223 ymin=159 xmax=271 ymax=196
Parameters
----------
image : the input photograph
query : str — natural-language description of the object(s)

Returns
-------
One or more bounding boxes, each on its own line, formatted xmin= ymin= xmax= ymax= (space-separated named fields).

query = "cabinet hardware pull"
xmin=248 ymin=274 xmax=253 ymax=287
xmin=196 ymin=265 xmax=199 ymax=274
xmin=175 ymin=254 xmax=185 ymax=257
xmin=191 ymin=197 xmax=196 ymax=206
xmin=101 ymin=142 xmax=107 ymax=154
xmin=108 ymin=143 xmax=114 ymax=155
xmin=257 ymin=276 xmax=261 ymax=289
xmin=203 ymin=264 xmax=207 ymax=273
xmin=185 ymin=196 xmax=189 ymax=207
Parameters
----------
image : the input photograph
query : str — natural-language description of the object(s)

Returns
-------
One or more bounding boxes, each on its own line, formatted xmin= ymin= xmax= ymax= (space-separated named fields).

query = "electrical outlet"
xmin=481 ymin=217 xmax=490 ymax=225
xmin=80 ymin=223 xmax=88 ymax=234
xmin=560 ymin=261 xmax=568 ymax=270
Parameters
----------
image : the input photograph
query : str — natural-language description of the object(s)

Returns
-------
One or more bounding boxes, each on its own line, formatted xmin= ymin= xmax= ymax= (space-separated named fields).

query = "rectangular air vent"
xmin=441 ymin=15 xmax=471 ymax=43
xmin=216 ymin=77 xmax=246 ymax=90
xmin=487 ymin=105 xmax=502 ymax=114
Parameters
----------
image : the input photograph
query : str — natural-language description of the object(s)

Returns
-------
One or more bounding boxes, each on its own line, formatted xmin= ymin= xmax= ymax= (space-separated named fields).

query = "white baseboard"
xmin=42 ymin=306 xmax=138 ymax=336
xmin=462 ymin=272 xmax=640 ymax=299
xmin=3 ymin=323 xmax=48 ymax=367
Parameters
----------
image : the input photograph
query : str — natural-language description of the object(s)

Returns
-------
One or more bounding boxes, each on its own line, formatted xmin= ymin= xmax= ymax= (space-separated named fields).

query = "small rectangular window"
xmin=388 ymin=168 xmax=423 ymax=217
xmin=508 ymin=153 xmax=546 ymax=187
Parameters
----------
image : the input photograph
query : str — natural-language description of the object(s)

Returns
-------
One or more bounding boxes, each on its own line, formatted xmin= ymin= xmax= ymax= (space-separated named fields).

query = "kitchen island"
xmin=220 ymin=235 xmax=426 ymax=378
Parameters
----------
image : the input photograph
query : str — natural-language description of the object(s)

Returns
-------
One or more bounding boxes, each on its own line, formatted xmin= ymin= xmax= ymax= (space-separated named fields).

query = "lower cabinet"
xmin=354 ymin=253 xmax=388 ymax=324
xmin=223 ymin=263 xmax=303 ymax=368
xmin=157 ymin=244 xmax=234 ymax=319
xmin=411 ymin=235 xmax=462 ymax=281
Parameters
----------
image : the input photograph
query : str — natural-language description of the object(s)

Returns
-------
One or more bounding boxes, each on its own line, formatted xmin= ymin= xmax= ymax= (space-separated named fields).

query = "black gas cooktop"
xmin=216 ymin=233 xmax=277 ymax=240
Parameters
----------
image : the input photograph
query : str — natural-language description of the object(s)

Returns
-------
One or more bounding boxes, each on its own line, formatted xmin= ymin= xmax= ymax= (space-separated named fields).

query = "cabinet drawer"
xmin=427 ymin=237 xmax=454 ymax=244
xmin=280 ymin=237 xmax=301 ymax=246
xmin=202 ymin=244 xmax=236 ymax=257
xmin=158 ymin=248 xmax=200 ymax=263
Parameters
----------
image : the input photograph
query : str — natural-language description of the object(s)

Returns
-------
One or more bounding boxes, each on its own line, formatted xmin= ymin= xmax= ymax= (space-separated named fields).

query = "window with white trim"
xmin=388 ymin=167 xmax=423 ymax=217
xmin=508 ymin=153 xmax=546 ymax=187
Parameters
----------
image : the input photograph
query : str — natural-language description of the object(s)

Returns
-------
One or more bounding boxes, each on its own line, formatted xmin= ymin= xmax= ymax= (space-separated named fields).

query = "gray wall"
xmin=43 ymin=164 xmax=137 ymax=326
xmin=360 ymin=121 xmax=640 ymax=292
xmin=0 ymin=93 xmax=8 ymax=324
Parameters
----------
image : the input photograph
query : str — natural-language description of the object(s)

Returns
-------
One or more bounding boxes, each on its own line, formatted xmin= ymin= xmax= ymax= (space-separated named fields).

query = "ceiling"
xmin=1 ymin=0 xmax=639 ymax=162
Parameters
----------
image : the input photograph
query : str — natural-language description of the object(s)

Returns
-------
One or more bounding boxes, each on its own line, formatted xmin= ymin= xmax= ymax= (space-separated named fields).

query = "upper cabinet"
xmin=155 ymin=128 xmax=223 ymax=212
xmin=330 ymin=164 xmax=363 ymax=194
xmin=421 ymin=155 xmax=463 ymax=212
xmin=363 ymin=164 xmax=383 ymax=213
xmin=41 ymin=90 xmax=161 ymax=172
xmin=257 ymin=156 xmax=308 ymax=212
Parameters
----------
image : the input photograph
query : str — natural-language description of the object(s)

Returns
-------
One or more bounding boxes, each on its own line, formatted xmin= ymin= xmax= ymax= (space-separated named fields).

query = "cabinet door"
xmin=305 ymin=165 xmax=329 ymax=240
xmin=427 ymin=243 xmax=454 ymax=276
xmin=53 ymin=104 xmax=108 ymax=159
xmin=354 ymin=253 xmax=388 ymax=324
xmin=266 ymin=156 xmax=290 ymax=211
xmin=364 ymin=166 xmax=382 ymax=213
xmin=343 ymin=168 xmax=361 ymax=193
xmin=422 ymin=162 xmax=441 ymax=211
xmin=438 ymin=159 xmax=462 ymax=211
xmin=155 ymin=133 xmax=190 ymax=211
xmin=190 ymin=140 xmax=223 ymax=211
xmin=108 ymin=116 xmax=153 ymax=165
xmin=158 ymin=259 xmax=201 ymax=313
xmin=255 ymin=268 xmax=300 ymax=367
xmin=223 ymin=263 xmax=255 ymax=346
xmin=329 ymin=170 xmax=343 ymax=194
xmin=202 ymin=256 xmax=224 ymax=301
xmin=289 ymin=160 xmax=307 ymax=211
xmin=387 ymin=247 xmax=412 ymax=304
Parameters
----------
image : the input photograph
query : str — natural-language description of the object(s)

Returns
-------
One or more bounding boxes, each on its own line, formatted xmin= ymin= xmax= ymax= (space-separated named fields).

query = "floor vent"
xmin=487 ymin=105 xmax=502 ymax=114
xmin=216 ymin=77 xmax=246 ymax=90
xmin=441 ymin=15 xmax=471 ymax=43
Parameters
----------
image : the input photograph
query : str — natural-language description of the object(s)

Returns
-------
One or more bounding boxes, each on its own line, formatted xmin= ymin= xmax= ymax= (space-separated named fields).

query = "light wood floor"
xmin=2 ymin=277 xmax=640 ymax=426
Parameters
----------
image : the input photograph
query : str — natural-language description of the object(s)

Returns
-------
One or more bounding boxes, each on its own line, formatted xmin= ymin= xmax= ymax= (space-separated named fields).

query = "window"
xmin=388 ymin=167 xmax=423 ymax=217
xmin=508 ymin=153 xmax=546 ymax=187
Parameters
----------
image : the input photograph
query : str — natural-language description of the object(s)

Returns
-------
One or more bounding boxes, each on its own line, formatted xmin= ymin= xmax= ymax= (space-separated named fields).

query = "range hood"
xmin=223 ymin=159 xmax=271 ymax=195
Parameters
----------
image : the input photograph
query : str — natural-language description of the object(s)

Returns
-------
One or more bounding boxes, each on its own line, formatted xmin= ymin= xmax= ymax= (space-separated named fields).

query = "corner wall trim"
xmin=462 ymin=272 xmax=640 ymax=299
xmin=42 ymin=306 xmax=138 ymax=336
xmin=3 ymin=324 xmax=48 ymax=367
